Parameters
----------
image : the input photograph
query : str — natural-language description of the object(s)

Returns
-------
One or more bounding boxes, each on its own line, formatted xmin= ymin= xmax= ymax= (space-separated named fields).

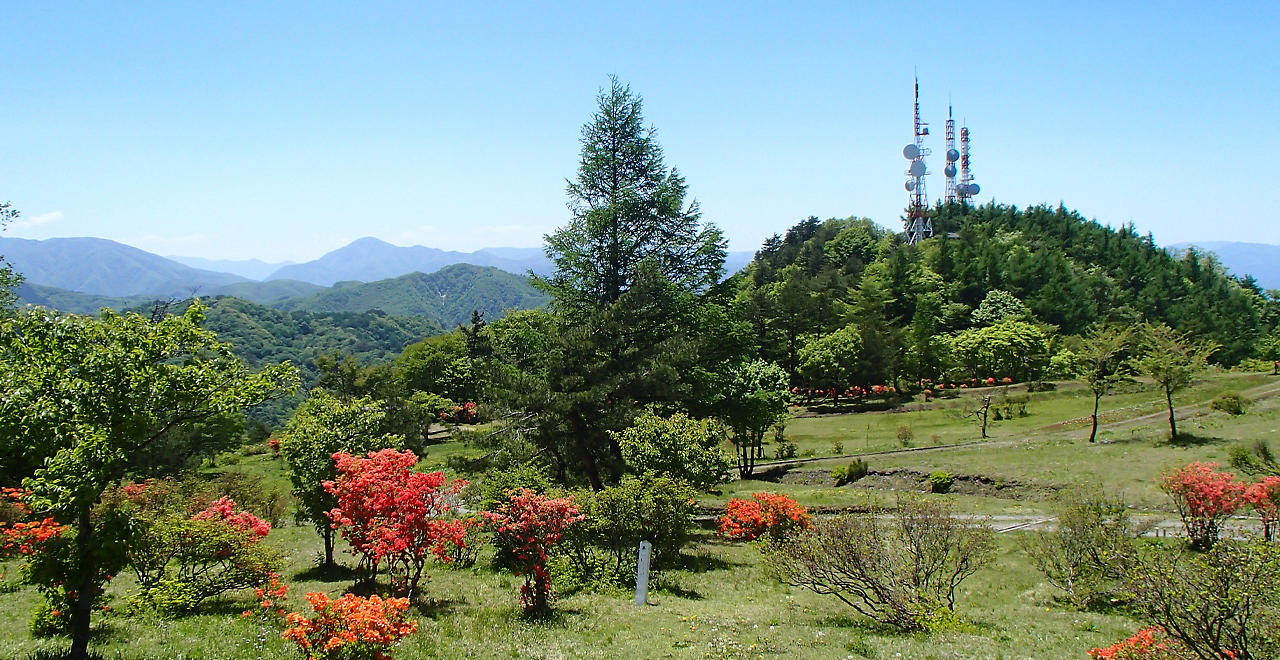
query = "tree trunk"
xmin=69 ymin=507 xmax=95 ymax=660
xmin=1165 ymin=386 xmax=1178 ymax=440
xmin=323 ymin=525 xmax=335 ymax=569
xmin=569 ymin=412 xmax=604 ymax=491
xmin=1089 ymin=393 xmax=1101 ymax=443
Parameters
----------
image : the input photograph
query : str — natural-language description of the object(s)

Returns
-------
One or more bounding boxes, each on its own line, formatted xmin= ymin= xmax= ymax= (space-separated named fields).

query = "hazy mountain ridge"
xmin=0 ymin=236 xmax=247 ymax=296
xmin=167 ymin=255 xmax=296 ymax=280
xmin=265 ymin=237 xmax=555 ymax=286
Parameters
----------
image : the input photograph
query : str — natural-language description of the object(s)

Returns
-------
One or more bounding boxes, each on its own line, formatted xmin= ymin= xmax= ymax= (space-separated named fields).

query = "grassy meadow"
xmin=3 ymin=370 xmax=1277 ymax=660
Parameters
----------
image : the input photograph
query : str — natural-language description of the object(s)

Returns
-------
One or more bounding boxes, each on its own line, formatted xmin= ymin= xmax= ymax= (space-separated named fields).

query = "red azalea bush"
xmin=1245 ymin=476 xmax=1280 ymax=541
xmin=439 ymin=401 xmax=479 ymax=424
xmin=325 ymin=449 xmax=469 ymax=597
xmin=1161 ymin=462 xmax=1247 ymax=550
xmin=268 ymin=437 xmax=282 ymax=457
xmin=718 ymin=492 xmax=812 ymax=541
xmin=0 ymin=488 xmax=66 ymax=558
xmin=282 ymin=591 xmax=419 ymax=660
xmin=1089 ymin=627 xmax=1190 ymax=660
xmin=482 ymin=488 xmax=583 ymax=612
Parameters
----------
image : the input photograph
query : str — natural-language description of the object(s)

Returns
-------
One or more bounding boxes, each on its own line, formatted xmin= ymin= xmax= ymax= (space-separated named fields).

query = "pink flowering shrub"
xmin=1160 ymin=462 xmax=1246 ymax=550
xmin=483 ymin=489 xmax=584 ymax=612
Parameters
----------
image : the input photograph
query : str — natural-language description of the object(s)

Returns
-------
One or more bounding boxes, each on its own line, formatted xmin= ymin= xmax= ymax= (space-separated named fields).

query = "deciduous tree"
xmin=1131 ymin=323 xmax=1218 ymax=441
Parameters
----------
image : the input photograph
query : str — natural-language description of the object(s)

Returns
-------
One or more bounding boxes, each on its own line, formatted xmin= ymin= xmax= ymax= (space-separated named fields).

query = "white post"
xmin=635 ymin=540 xmax=652 ymax=606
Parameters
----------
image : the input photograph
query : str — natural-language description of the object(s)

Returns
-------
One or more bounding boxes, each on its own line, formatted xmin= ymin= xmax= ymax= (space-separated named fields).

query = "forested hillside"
xmin=279 ymin=263 xmax=549 ymax=328
xmin=735 ymin=205 xmax=1270 ymax=386
xmin=0 ymin=236 xmax=247 ymax=296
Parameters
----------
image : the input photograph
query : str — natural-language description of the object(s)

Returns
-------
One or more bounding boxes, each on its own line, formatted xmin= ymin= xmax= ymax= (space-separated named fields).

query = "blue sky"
xmin=1 ymin=2 xmax=1276 ymax=262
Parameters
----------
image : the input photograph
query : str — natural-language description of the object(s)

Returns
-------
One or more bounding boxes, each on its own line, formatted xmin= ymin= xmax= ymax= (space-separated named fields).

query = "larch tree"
xmin=1130 ymin=323 xmax=1218 ymax=441
xmin=1075 ymin=323 xmax=1132 ymax=443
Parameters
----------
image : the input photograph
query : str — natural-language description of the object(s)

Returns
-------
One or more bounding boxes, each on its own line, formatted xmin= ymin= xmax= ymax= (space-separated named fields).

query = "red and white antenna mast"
xmin=944 ymin=104 xmax=958 ymax=203
xmin=903 ymin=76 xmax=931 ymax=244
xmin=957 ymin=123 xmax=979 ymax=204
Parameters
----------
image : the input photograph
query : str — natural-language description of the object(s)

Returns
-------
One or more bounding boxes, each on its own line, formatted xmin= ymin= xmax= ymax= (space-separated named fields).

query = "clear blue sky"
xmin=1 ymin=2 xmax=1276 ymax=262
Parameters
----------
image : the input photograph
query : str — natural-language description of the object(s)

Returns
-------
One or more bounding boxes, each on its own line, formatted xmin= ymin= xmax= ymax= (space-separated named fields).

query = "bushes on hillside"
xmin=1210 ymin=391 xmax=1250 ymax=416
xmin=483 ymin=489 xmax=583 ymax=613
xmin=1160 ymin=462 xmax=1246 ymax=550
xmin=832 ymin=458 xmax=869 ymax=486
xmin=761 ymin=495 xmax=994 ymax=631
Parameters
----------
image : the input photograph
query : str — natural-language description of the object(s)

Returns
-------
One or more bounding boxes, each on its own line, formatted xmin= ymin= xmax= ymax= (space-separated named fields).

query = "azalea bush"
xmin=1161 ymin=462 xmax=1247 ymax=550
xmin=282 ymin=591 xmax=419 ymax=660
xmin=718 ymin=492 xmax=811 ymax=541
xmin=1089 ymin=627 xmax=1189 ymax=660
xmin=483 ymin=489 xmax=583 ymax=612
xmin=1021 ymin=489 xmax=1141 ymax=609
xmin=1245 ymin=476 xmax=1280 ymax=541
xmin=113 ymin=482 xmax=281 ymax=615
xmin=325 ymin=449 xmax=469 ymax=597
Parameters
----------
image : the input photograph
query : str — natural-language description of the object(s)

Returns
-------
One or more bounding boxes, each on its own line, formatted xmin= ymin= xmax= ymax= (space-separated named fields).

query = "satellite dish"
xmin=903 ymin=144 xmax=919 ymax=159
xmin=969 ymin=183 xmax=980 ymax=195
xmin=946 ymin=149 xmax=959 ymax=162
xmin=909 ymin=160 xmax=926 ymax=177
xmin=944 ymin=164 xmax=957 ymax=178
xmin=905 ymin=180 xmax=915 ymax=191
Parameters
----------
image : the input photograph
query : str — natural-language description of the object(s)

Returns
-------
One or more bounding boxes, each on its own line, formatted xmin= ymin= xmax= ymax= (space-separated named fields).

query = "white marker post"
xmin=635 ymin=540 xmax=652 ymax=606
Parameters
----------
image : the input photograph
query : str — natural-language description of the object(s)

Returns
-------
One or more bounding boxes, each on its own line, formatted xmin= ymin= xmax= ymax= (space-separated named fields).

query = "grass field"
xmin=2 ymin=371 xmax=1276 ymax=659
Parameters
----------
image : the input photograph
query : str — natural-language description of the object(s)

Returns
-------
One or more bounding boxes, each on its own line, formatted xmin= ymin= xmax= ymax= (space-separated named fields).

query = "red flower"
xmin=718 ymin=493 xmax=811 ymax=541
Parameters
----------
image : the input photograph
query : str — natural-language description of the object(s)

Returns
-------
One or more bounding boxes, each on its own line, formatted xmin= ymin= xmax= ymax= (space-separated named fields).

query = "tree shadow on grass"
xmin=292 ymin=562 xmax=359 ymax=583
xmin=654 ymin=582 xmax=703 ymax=600
xmin=413 ymin=596 xmax=465 ymax=619
xmin=674 ymin=550 xmax=744 ymax=573
xmin=1166 ymin=431 xmax=1225 ymax=447
xmin=518 ymin=607 xmax=583 ymax=627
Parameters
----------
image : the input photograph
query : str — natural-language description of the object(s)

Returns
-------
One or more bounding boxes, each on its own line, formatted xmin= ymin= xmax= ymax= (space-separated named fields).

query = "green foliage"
xmin=970 ymin=290 xmax=1033 ymax=326
xmin=832 ymin=458 xmax=869 ymax=486
xmin=719 ymin=359 xmax=791 ymax=478
xmin=928 ymin=471 xmax=955 ymax=494
xmin=560 ymin=476 xmax=696 ymax=587
xmin=1130 ymin=322 xmax=1219 ymax=440
xmin=1210 ymin=391 xmax=1249 ymax=416
xmin=539 ymin=77 xmax=726 ymax=317
xmin=798 ymin=325 xmax=863 ymax=393
xmin=1229 ymin=439 xmax=1279 ymax=476
xmin=280 ymin=263 xmax=549 ymax=329
xmin=279 ymin=390 xmax=402 ymax=567
xmin=0 ymin=302 xmax=297 ymax=654
xmin=949 ymin=320 xmax=1049 ymax=381
xmin=477 ymin=463 xmax=555 ymax=512
xmin=614 ymin=410 xmax=731 ymax=491
xmin=398 ymin=331 xmax=473 ymax=401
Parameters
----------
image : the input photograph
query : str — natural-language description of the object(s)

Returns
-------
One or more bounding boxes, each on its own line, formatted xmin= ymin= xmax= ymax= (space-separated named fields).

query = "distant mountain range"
xmin=1170 ymin=242 xmax=1280 ymax=290
xmin=264 ymin=238 xmax=556 ymax=286
xmin=0 ymin=237 xmax=248 ymax=296
xmin=167 ymin=255 xmax=296 ymax=281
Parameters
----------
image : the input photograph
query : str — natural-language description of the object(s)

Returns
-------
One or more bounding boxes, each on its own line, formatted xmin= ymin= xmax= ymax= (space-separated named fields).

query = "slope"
xmin=278 ymin=263 xmax=549 ymax=328
xmin=0 ymin=236 xmax=247 ymax=296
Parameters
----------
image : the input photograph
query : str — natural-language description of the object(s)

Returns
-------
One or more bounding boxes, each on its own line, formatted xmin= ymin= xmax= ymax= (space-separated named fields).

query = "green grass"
xmin=3 ymin=370 xmax=1276 ymax=659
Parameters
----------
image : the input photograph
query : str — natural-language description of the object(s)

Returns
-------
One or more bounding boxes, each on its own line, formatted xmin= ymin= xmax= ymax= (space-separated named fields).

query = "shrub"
xmin=1210 ymin=391 xmax=1249 ymax=416
xmin=1245 ymin=476 xmax=1280 ymax=541
xmin=477 ymin=463 xmax=554 ymax=512
xmin=832 ymin=458 xmax=869 ymax=487
xmin=761 ymin=495 xmax=995 ymax=631
xmin=282 ymin=592 xmax=418 ymax=660
xmin=1125 ymin=540 xmax=1280 ymax=660
xmin=928 ymin=471 xmax=955 ymax=494
xmin=896 ymin=425 xmax=915 ymax=446
xmin=773 ymin=440 xmax=798 ymax=460
xmin=614 ymin=410 xmax=732 ymax=492
xmin=1088 ymin=627 xmax=1188 ymax=660
xmin=202 ymin=469 xmax=291 ymax=528
xmin=1229 ymin=439 xmax=1279 ymax=476
xmin=718 ymin=493 xmax=811 ymax=541
xmin=832 ymin=441 xmax=844 ymax=455
xmin=1161 ymin=462 xmax=1247 ymax=550
xmin=560 ymin=477 xmax=696 ymax=587
xmin=483 ymin=489 xmax=584 ymax=612
xmin=1020 ymin=489 xmax=1140 ymax=609
xmin=325 ymin=449 xmax=470 ymax=597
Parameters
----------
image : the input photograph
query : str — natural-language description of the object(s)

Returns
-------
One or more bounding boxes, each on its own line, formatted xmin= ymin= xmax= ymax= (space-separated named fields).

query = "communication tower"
xmin=943 ymin=105 xmax=958 ymax=203
xmin=902 ymin=77 xmax=931 ymax=244
xmin=957 ymin=124 xmax=980 ymax=203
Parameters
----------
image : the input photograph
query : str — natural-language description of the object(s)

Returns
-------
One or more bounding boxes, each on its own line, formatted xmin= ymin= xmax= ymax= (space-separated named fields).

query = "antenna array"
xmin=902 ymin=77 xmax=932 ymax=245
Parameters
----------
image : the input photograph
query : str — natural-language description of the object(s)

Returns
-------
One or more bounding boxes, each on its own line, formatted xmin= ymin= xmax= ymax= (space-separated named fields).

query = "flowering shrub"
xmin=195 ymin=496 xmax=274 ymax=538
xmin=325 ymin=449 xmax=469 ymax=597
xmin=0 ymin=489 xmax=66 ymax=558
xmin=438 ymin=401 xmax=478 ymax=424
xmin=282 ymin=591 xmax=418 ymax=660
xmin=1160 ymin=462 xmax=1247 ymax=550
xmin=268 ymin=437 xmax=282 ymax=457
xmin=718 ymin=493 xmax=811 ymax=541
xmin=1244 ymin=476 xmax=1280 ymax=541
xmin=483 ymin=488 xmax=583 ymax=612
xmin=1089 ymin=627 xmax=1188 ymax=659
